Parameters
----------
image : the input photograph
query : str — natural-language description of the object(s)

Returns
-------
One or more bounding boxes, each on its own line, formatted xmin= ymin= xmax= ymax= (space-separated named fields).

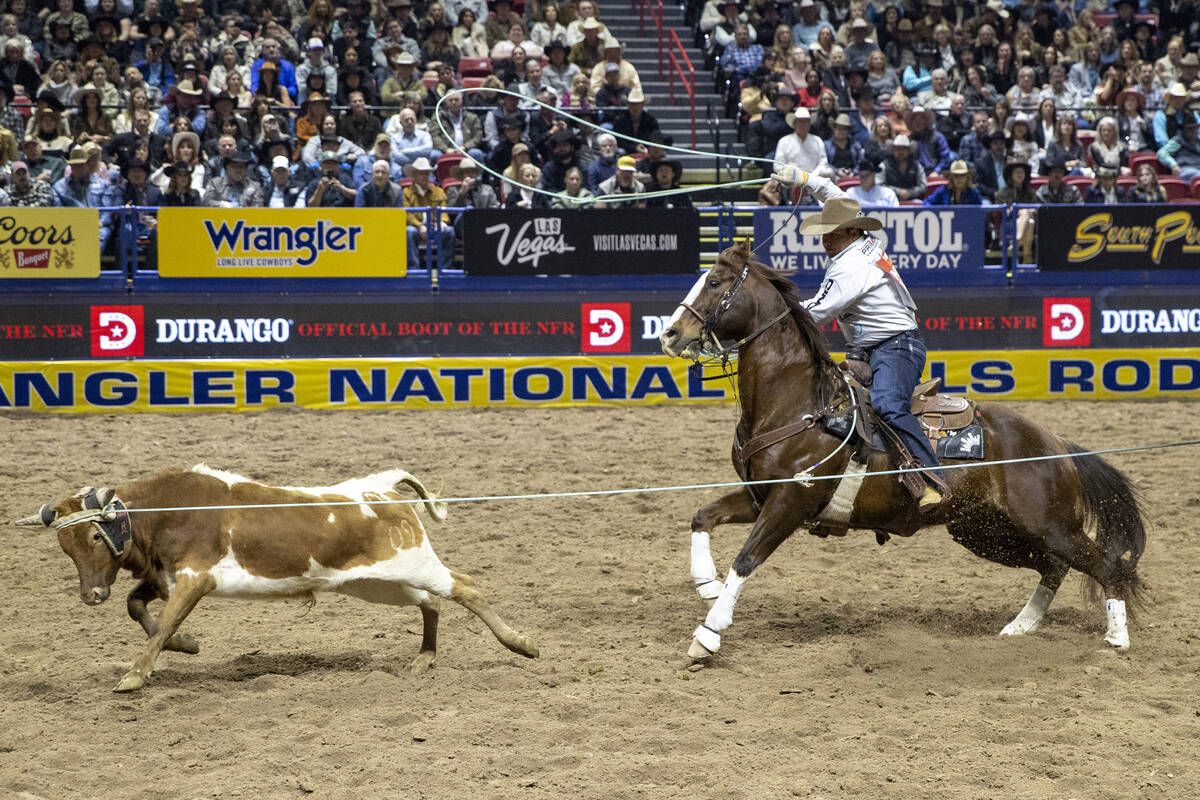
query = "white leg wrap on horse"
xmin=690 ymin=531 xmax=722 ymax=600
xmin=704 ymin=571 xmax=746 ymax=633
xmin=692 ymin=624 xmax=721 ymax=654
xmin=1105 ymin=598 xmax=1130 ymax=650
xmin=1000 ymin=583 xmax=1056 ymax=637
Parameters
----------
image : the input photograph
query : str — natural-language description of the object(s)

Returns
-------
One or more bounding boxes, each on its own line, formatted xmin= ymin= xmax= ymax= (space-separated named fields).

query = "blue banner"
xmin=753 ymin=206 xmax=999 ymax=286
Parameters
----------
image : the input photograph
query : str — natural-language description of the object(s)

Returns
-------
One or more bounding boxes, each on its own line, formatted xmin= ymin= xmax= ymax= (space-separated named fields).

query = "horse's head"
xmin=661 ymin=239 xmax=767 ymax=359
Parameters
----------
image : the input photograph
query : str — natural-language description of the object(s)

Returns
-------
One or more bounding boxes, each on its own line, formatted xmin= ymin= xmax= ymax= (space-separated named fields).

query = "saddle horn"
xmin=13 ymin=505 xmax=56 ymax=527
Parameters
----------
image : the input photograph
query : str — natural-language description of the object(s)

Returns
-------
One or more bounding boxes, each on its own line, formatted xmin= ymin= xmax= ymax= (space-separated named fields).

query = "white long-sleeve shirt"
xmin=774 ymin=132 xmax=829 ymax=176
xmin=801 ymin=175 xmax=917 ymax=349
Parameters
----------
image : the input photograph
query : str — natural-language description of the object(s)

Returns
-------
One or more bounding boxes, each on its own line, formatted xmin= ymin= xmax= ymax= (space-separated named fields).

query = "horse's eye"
xmin=708 ymin=279 xmax=721 ymax=289
xmin=93 ymin=532 xmax=102 ymax=542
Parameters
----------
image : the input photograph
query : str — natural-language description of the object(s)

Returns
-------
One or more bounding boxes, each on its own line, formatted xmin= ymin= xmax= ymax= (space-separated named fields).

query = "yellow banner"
xmin=0 ymin=208 xmax=100 ymax=279
xmin=1 ymin=350 xmax=1197 ymax=412
xmin=156 ymin=208 xmax=407 ymax=278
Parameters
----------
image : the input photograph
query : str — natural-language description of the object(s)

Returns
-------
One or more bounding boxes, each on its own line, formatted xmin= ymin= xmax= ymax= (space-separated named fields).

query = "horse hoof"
xmin=113 ymin=672 xmax=145 ymax=693
xmin=1104 ymin=633 xmax=1130 ymax=651
xmin=165 ymin=633 xmax=200 ymax=654
xmin=406 ymin=651 xmax=436 ymax=674
xmin=999 ymin=620 xmax=1038 ymax=637
xmin=687 ymin=638 xmax=715 ymax=660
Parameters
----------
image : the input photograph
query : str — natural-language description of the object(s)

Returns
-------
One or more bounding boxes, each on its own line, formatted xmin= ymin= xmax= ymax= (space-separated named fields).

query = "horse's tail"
xmin=1068 ymin=443 xmax=1147 ymax=610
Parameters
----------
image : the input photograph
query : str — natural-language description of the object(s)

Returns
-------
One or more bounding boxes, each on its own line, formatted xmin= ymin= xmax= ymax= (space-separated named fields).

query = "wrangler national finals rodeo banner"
xmin=0 ymin=208 xmax=100 ymax=279
xmin=753 ymin=206 xmax=991 ymax=282
xmin=156 ymin=208 xmax=407 ymax=278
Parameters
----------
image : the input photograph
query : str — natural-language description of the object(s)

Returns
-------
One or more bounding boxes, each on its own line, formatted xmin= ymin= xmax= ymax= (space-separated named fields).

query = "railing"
xmin=634 ymin=0 xmax=697 ymax=148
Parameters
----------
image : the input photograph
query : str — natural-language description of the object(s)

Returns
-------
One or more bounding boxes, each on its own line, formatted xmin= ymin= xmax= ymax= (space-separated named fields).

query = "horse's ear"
xmin=735 ymin=238 xmax=752 ymax=259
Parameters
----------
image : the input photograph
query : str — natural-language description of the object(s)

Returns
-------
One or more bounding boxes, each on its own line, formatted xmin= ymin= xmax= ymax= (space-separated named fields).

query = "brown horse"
xmin=660 ymin=240 xmax=1146 ymax=661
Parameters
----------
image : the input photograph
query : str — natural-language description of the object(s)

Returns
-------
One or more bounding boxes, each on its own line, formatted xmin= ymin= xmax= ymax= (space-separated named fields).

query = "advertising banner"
xmin=0 ymin=208 xmax=100 ymax=279
xmin=6 ymin=288 xmax=1200 ymax=360
xmin=752 ymin=206 xmax=995 ymax=284
xmin=1037 ymin=205 xmax=1200 ymax=270
xmin=2 ymin=349 xmax=1197 ymax=412
xmin=461 ymin=208 xmax=700 ymax=275
xmin=155 ymin=208 xmax=407 ymax=278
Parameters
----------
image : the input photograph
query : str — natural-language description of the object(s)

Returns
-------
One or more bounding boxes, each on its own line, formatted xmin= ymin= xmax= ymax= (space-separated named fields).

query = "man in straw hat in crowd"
xmin=770 ymin=164 xmax=950 ymax=512
xmin=445 ymin=157 xmax=500 ymax=210
xmin=1153 ymin=82 xmax=1200 ymax=150
xmin=402 ymin=156 xmax=456 ymax=270
xmin=54 ymin=143 xmax=119 ymax=253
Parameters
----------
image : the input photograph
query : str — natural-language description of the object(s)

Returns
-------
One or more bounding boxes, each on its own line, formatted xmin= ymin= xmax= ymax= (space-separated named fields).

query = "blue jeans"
xmin=865 ymin=330 xmax=941 ymax=473
xmin=407 ymin=224 xmax=456 ymax=270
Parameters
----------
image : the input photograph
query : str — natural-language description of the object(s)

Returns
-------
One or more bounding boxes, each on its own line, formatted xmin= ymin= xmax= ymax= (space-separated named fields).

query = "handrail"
xmin=633 ymin=0 xmax=697 ymax=148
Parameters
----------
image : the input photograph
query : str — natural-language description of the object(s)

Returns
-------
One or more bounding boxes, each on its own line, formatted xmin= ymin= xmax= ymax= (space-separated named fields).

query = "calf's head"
xmin=14 ymin=487 xmax=132 ymax=606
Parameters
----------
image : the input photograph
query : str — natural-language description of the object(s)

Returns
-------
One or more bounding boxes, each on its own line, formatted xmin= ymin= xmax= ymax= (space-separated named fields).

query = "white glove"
xmin=770 ymin=165 xmax=810 ymax=188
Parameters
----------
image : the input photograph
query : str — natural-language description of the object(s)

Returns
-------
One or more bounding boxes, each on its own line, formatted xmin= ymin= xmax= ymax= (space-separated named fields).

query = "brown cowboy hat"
xmin=797 ymin=196 xmax=882 ymax=235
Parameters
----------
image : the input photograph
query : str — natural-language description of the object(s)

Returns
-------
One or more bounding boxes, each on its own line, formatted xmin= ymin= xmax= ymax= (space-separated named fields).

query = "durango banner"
xmin=461 ymin=208 xmax=700 ymax=275
xmin=753 ymin=206 xmax=994 ymax=284
xmin=0 ymin=208 xmax=100 ymax=279
xmin=156 ymin=208 xmax=407 ymax=278
xmin=1 ymin=349 xmax=1197 ymax=412
xmin=1038 ymin=205 xmax=1200 ymax=270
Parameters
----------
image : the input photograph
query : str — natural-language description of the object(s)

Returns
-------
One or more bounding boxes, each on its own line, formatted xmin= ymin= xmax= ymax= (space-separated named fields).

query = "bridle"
xmin=678 ymin=262 xmax=791 ymax=360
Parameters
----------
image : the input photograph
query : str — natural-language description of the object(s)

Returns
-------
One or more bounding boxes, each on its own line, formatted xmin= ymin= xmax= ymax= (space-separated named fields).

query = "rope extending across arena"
xmin=433 ymin=86 xmax=780 ymax=204
xmin=105 ymin=438 xmax=1200 ymax=516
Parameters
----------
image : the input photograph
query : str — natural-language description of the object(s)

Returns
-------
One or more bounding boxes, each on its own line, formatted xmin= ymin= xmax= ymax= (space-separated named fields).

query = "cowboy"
xmin=305 ymin=150 xmax=357 ymax=207
xmin=355 ymin=159 xmax=403 ymax=207
xmin=403 ymin=156 xmax=455 ymax=270
xmin=770 ymin=165 xmax=949 ymax=512
xmin=202 ymin=151 xmax=263 ymax=208
xmin=445 ymin=157 xmax=500 ymax=209
xmin=6 ymin=161 xmax=55 ymax=207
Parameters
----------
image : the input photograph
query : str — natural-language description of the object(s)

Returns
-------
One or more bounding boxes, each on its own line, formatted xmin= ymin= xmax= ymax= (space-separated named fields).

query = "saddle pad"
xmin=935 ymin=423 xmax=985 ymax=460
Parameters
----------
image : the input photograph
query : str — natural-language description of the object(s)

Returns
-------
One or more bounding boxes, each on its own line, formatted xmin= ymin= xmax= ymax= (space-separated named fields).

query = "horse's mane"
xmin=743 ymin=257 xmax=843 ymax=405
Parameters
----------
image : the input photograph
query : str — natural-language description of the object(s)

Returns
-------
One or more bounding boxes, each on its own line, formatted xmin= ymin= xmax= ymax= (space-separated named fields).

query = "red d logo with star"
xmin=91 ymin=305 xmax=144 ymax=357
xmin=581 ymin=303 xmax=631 ymax=353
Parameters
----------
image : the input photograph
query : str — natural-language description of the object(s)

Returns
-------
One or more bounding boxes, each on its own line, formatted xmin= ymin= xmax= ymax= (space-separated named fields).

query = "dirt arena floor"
xmin=1 ymin=400 xmax=1198 ymax=800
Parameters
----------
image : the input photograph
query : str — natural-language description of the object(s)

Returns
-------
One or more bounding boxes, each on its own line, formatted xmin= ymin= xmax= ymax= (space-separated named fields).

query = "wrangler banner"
xmin=156 ymin=208 xmax=407 ymax=278
xmin=2 ymin=349 xmax=1198 ymax=412
xmin=753 ymin=206 xmax=995 ymax=284
xmin=1037 ymin=205 xmax=1200 ymax=270
xmin=0 ymin=208 xmax=100 ymax=279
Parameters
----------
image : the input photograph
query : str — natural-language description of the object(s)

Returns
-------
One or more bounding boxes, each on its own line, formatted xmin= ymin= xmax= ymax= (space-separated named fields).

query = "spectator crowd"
xmin=0 ymin=0 xmax=696 ymax=268
xmin=728 ymin=0 xmax=1200 ymax=235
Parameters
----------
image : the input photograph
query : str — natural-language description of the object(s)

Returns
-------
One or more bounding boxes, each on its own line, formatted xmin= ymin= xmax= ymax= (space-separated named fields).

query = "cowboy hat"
xmin=627 ymin=87 xmax=647 ymax=103
xmin=1115 ymin=88 xmax=1146 ymax=110
xmin=66 ymin=146 xmax=89 ymax=166
xmin=798 ymin=197 xmax=882 ymax=235
xmin=163 ymin=160 xmax=193 ymax=177
xmin=1002 ymin=159 xmax=1029 ymax=182
xmin=36 ymin=90 xmax=65 ymax=112
xmin=404 ymin=156 xmax=435 ymax=176
xmin=450 ymin=157 xmax=482 ymax=179
xmin=948 ymin=159 xmax=970 ymax=176
xmin=647 ymin=158 xmax=683 ymax=182
xmin=300 ymin=91 xmax=330 ymax=111
xmin=74 ymin=83 xmax=101 ymax=104
xmin=833 ymin=112 xmax=852 ymax=128
xmin=172 ymin=131 xmax=200 ymax=155
xmin=174 ymin=78 xmax=203 ymax=96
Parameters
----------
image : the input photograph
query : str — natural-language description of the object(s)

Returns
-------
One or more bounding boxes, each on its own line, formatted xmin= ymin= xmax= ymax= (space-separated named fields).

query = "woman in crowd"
xmin=795 ymin=68 xmax=825 ymax=108
xmin=254 ymin=61 xmax=294 ymax=108
xmin=783 ymin=46 xmax=810 ymax=94
xmin=1068 ymin=9 xmax=1098 ymax=62
xmin=1129 ymin=162 xmax=1168 ymax=202
xmin=1034 ymin=46 xmax=1059 ymax=88
xmin=864 ymin=49 xmax=898 ymax=101
xmin=771 ymin=24 xmax=794 ymax=69
xmin=505 ymin=162 xmax=551 ymax=208
xmin=159 ymin=160 xmax=200 ymax=206
xmin=71 ymin=84 xmax=115 ymax=147
xmin=1089 ymin=116 xmax=1129 ymax=173
xmin=36 ymin=59 xmax=76 ymax=109
xmin=1007 ymin=112 xmax=1038 ymax=168
xmin=114 ymin=87 xmax=150 ymax=135
xmin=419 ymin=1 xmax=451 ymax=42
xmin=1033 ymin=97 xmax=1057 ymax=151
xmin=452 ymin=8 xmax=489 ymax=58
xmin=562 ymin=72 xmax=597 ymax=122
xmin=1044 ymin=115 xmax=1088 ymax=176
xmin=422 ymin=22 xmax=460 ymax=72
xmin=990 ymin=96 xmax=1011 ymax=135
xmin=886 ymin=92 xmax=910 ymax=137
xmin=863 ymin=115 xmax=894 ymax=166
xmin=27 ymin=100 xmax=73 ymax=157
xmin=210 ymin=46 xmax=251 ymax=94
xmin=924 ymin=159 xmax=982 ymax=205
xmin=995 ymin=161 xmax=1036 ymax=262
xmin=809 ymin=25 xmax=836 ymax=71
xmin=643 ymin=159 xmax=691 ymax=208
xmin=87 ymin=63 xmax=120 ymax=117
xmin=1116 ymin=38 xmax=1141 ymax=77
xmin=552 ymin=165 xmax=595 ymax=208
xmin=531 ymin=4 xmax=567 ymax=49
xmin=809 ymin=88 xmax=838 ymax=140
xmin=152 ymin=131 xmax=205 ymax=192
xmin=501 ymin=141 xmax=535 ymax=196
xmin=225 ymin=70 xmax=253 ymax=109
xmin=991 ymin=41 xmax=1018 ymax=94
xmin=1115 ymin=88 xmax=1150 ymax=152
xmin=297 ymin=0 xmax=337 ymax=46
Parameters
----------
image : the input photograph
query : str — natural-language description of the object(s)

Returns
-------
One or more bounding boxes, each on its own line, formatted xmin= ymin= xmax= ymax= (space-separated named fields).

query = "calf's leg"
xmin=126 ymin=579 xmax=200 ymax=654
xmin=447 ymin=569 xmax=539 ymax=658
xmin=114 ymin=573 xmax=214 ymax=693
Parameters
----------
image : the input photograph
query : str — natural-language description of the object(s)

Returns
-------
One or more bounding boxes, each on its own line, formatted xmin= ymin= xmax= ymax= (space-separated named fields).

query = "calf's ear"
xmin=96 ymin=487 xmax=115 ymax=506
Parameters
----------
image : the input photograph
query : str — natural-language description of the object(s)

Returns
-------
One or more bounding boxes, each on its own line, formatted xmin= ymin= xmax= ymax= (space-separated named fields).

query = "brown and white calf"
xmin=14 ymin=465 xmax=538 ymax=692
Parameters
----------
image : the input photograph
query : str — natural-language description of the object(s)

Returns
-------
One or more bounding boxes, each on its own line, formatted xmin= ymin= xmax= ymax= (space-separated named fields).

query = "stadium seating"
xmin=924 ymin=176 xmax=946 ymax=198
xmin=1065 ymin=175 xmax=1093 ymax=189
xmin=436 ymin=152 xmax=466 ymax=184
xmin=1158 ymin=176 xmax=1189 ymax=201
xmin=459 ymin=57 xmax=492 ymax=78
xmin=836 ymin=177 xmax=860 ymax=190
xmin=460 ymin=76 xmax=487 ymax=90
xmin=1191 ymin=177 xmax=1200 ymax=199
xmin=421 ymin=76 xmax=438 ymax=89
xmin=1128 ymin=151 xmax=1164 ymax=175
